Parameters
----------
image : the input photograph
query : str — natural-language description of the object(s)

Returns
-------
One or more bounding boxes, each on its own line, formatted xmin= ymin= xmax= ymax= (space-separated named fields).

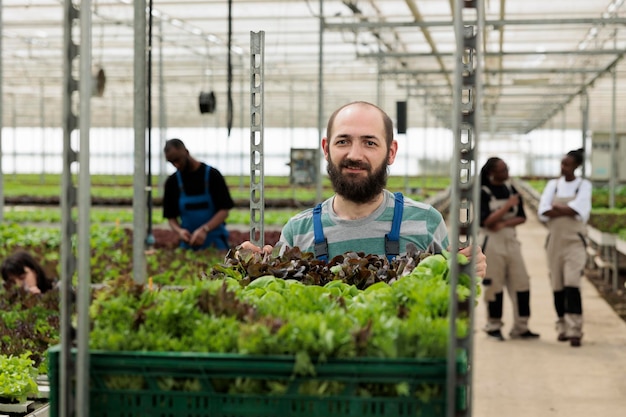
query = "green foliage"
xmin=90 ymin=250 xmax=476 ymax=361
xmin=0 ymin=287 xmax=61 ymax=369
xmin=0 ymin=224 xmax=225 ymax=285
xmin=590 ymin=185 xmax=626 ymax=209
xmin=0 ymin=353 xmax=39 ymax=403
xmin=588 ymin=208 xmax=626 ymax=234
xmin=2 ymin=174 xmax=448 ymax=203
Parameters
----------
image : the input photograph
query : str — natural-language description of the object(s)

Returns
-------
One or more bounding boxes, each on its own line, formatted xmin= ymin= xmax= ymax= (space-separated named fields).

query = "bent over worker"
xmin=163 ymin=138 xmax=234 ymax=251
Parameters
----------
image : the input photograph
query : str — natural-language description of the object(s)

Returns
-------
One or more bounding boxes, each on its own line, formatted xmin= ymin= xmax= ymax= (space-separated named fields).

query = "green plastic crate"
xmin=48 ymin=345 xmax=467 ymax=417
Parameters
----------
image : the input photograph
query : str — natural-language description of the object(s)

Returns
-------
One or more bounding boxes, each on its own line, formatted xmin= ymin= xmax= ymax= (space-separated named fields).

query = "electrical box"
xmin=590 ymin=132 xmax=626 ymax=182
xmin=289 ymin=148 xmax=317 ymax=185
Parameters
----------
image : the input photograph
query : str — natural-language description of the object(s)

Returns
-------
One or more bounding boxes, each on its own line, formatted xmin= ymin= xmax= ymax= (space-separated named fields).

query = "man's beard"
xmin=327 ymin=157 xmax=388 ymax=204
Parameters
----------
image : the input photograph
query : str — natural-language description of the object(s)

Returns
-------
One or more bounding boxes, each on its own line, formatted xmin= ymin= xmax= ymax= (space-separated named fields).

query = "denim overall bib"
xmin=176 ymin=165 xmax=229 ymax=250
xmin=312 ymin=192 xmax=404 ymax=263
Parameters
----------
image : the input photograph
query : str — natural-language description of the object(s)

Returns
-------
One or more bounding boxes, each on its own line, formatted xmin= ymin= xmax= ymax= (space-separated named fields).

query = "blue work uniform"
xmin=171 ymin=164 xmax=230 ymax=250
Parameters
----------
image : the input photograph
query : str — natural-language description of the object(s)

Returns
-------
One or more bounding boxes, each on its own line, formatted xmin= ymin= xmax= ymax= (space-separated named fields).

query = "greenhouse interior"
xmin=1 ymin=1 xmax=626 ymax=417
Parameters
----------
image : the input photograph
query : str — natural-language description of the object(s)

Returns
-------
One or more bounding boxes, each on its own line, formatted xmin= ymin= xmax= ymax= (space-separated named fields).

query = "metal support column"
xmin=316 ymin=0 xmax=325 ymax=204
xmin=580 ymin=90 xmax=589 ymax=178
xmin=133 ymin=0 xmax=147 ymax=283
xmin=0 ymin=0 xmax=4 ymax=222
xmin=609 ymin=54 xmax=617 ymax=209
xmin=60 ymin=2 xmax=79 ymax=417
xmin=449 ymin=1 xmax=483 ymax=416
xmin=249 ymin=31 xmax=265 ymax=247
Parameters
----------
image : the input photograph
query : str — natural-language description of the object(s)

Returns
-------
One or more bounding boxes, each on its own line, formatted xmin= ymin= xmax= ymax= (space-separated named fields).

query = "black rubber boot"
xmin=553 ymin=290 xmax=565 ymax=317
xmin=564 ymin=286 xmax=582 ymax=315
xmin=488 ymin=291 xmax=504 ymax=320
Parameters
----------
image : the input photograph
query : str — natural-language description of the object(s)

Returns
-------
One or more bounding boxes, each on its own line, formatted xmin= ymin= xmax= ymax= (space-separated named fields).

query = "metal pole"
xmin=249 ymin=31 xmax=265 ymax=247
xmin=422 ymin=94 xmax=428 ymax=190
xmin=158 ymin=18 xmax=167 ymax=195
xmin=0 ymin=0 xmax=4 ymax=223
xmin=580 ymin=89 xmax=589 ymax=179
xmin=449 ymin=1 xmax=482 ymax=416
xmin=76 ymin=1 xmax=93 ymax=415
xmin=60 ymin=2 xmax=79 ymax=416
xmin=239 ymin=55 xmax=245 ymax=189
xmin=609 ymin=35 xmax=617 ymax=209
xmin=404 ymin=86 xmax=410 ymax=194
xmin=146 ymin=0 xmax=155 ymax=246
xmin=40 ymin=81 xmax=45 ymax=184
xmin=133 ymin=0 xmax=147 ymax=283
xmin=316 ymin=0 xmax=324 ymax=204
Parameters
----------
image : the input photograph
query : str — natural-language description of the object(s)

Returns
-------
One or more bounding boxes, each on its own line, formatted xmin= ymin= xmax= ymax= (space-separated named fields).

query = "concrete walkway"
xmin=471 ymin=208 xmax=626 ymax=417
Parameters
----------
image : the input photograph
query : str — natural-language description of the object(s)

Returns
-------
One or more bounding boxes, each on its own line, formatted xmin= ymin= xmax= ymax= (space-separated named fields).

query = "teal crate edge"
xmin=48 ymin=346 xmax=466 ymax=417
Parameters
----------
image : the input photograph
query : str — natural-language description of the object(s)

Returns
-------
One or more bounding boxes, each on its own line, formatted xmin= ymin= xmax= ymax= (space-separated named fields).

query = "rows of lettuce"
xmin=1 ymin=223 xmax=476 ymax=402
xmin=0 ymin=223 xmax=225 ymax=403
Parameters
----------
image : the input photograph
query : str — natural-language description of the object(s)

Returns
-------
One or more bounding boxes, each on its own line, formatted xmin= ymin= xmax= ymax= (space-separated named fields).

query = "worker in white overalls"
xmin=538 ymin=148 xmax=592 ymax=348
xmin=479 ymin=157 xmax=540 ymax=341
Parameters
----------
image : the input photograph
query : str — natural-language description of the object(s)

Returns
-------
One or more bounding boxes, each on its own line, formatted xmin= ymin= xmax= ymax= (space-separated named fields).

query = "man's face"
xmin=165 ymin=147 xmax=191 ymax=172
xmin=323 ymin=104 xmax=397 ymax=203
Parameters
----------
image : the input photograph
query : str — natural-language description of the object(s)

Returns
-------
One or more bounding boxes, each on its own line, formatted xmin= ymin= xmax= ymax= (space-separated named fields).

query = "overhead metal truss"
xmin=0 ymin=0 xmax=625 ymax=136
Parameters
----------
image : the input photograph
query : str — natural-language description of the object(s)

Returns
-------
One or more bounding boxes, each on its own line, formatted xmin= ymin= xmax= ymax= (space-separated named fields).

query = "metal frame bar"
xmin=325 ymin=17 xmax=626 ymax=30
xmin=448 ymin=1 xmax=483 ymax=416
xmin=361 ymin=49 xmax=626 ymax=58
xmin=60 ymin=2 xmax=79 ymax=416
xmin=76 ymin=2 xmax=93 ymax=415
xmin=249 ymin=31 xmax=265 ymax=247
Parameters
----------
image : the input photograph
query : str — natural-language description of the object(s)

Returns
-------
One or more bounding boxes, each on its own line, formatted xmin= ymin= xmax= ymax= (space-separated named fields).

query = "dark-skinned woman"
xmin=479 ymin=157 xmax=540 ymax=341
xmin=538 ymin=148 xmax=592 ymax=348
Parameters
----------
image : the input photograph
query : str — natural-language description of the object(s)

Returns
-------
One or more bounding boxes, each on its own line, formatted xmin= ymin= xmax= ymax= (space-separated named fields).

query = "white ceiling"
xmin=2 ymin=0 xmax=626 ymax=136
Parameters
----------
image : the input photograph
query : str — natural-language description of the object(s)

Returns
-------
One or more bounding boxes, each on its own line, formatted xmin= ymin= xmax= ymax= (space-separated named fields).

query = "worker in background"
xmin=239 ymin=101 xmax=486 ymax=278
xmin=478 ymin=157 xmax=540 ymax=341
xmin=537 ymin=148 xmax=592 ymax=348
xmin=1 ymin=250 xmax=54 ymax=294
xmin=163 ymin=138 xmax=234 ymax=251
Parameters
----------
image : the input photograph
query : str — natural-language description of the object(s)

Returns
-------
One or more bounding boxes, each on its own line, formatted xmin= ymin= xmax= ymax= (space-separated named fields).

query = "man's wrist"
xmin=202 ymin=224 xmax=211 ymax=233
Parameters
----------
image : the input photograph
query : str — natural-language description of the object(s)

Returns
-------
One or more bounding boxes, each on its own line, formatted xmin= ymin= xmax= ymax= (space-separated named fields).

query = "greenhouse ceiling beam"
xmin=485 ymin=92 xmax=572 ymax=97
xmin=325 ymin=17 xmax=626 ymax=30
xmin=525 ymin=53 xmax=625 ymax=133
xmin=411 ymin=94 xmax=566 ymax=102
xmin=398 ymin=83 xmax=588 ymax=90
xmin=381 ymin=68 xmax=608 ymax=75
xmin=360 ymin=49 xmax=626 ymax=58
xmin=402 ymin=0 xmax=452 ymax=87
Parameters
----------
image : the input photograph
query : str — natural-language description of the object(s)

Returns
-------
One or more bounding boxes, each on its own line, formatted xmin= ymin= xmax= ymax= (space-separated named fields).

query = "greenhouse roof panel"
xmin=1 ymin=0 xmax=625 ymax=135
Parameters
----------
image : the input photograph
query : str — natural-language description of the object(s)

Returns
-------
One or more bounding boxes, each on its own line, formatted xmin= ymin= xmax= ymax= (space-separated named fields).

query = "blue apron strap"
xmin=175 ymin=171 xmax=184 ymax=191
xmin=312 ymin=203 xmax=329 ymax=262
xmin=385 ymin=192 xmax=403 ymax=262
xmin=204 ymin=164 xmax=211 ymax=190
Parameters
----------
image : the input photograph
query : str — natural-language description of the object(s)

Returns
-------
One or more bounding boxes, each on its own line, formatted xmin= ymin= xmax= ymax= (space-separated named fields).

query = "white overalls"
xmin=544 ymin=188 xmax=587 ymax=339
xmin=479 ymin=185 xmax=532 ymax=336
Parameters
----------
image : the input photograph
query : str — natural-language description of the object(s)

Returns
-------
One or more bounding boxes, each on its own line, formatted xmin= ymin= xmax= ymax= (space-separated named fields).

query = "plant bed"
xmin=146 ymin=228 xmax=282 ymax=250
xmin=48 ymin=345 xmax=467 ymax=417
xmin=588 ymin=209 xmax=626 ymax=235
xmin=48 ymin=249 xmax=475 ymax=417
xmin=0 ymin=399 xmax=35 ymax=414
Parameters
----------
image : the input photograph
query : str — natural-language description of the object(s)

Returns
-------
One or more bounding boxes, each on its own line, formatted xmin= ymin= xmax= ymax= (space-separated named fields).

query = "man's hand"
xmin=238 ymin=240 xmax=274 ymax=255
xmin=459 ymin=245 xmax=487 ymax=279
